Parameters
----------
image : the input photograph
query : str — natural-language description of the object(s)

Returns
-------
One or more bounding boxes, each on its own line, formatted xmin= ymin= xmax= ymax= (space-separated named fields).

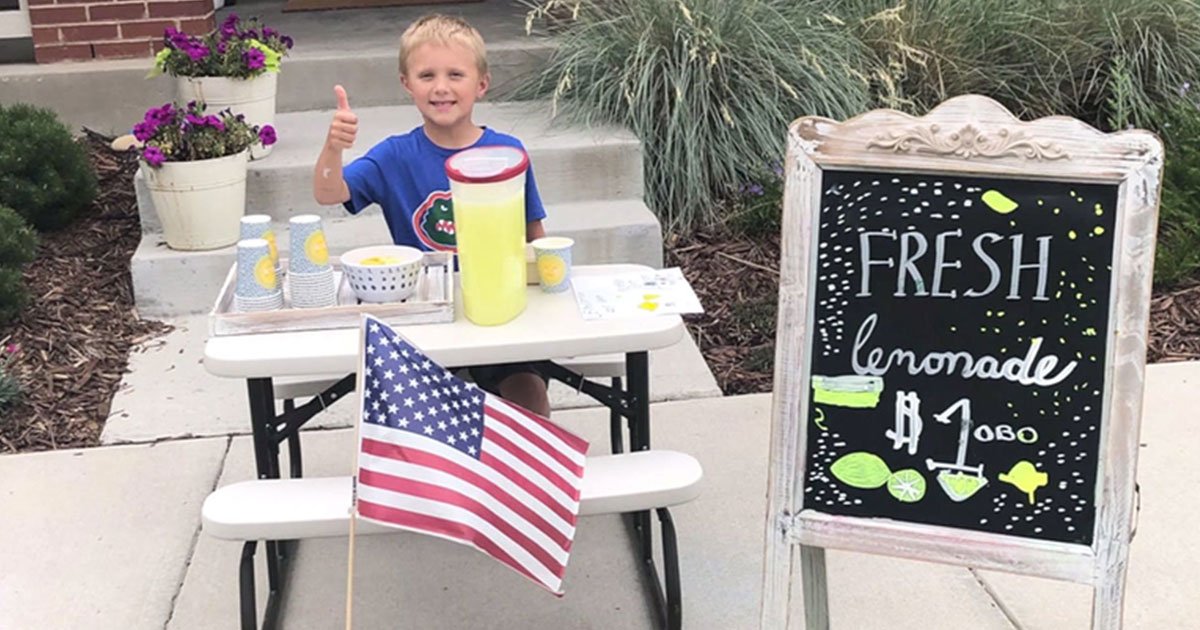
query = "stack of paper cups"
xmin=234 ymin=238 xmax=284 ymax=312
xmin=239 ymin=215 xmax=280 ymax=278
xmin=287 ymin=214 xmax=337 ymax=309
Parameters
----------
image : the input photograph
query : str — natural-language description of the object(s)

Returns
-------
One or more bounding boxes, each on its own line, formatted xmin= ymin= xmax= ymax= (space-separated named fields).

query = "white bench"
xmin=203 ymin=450 xmax=702 ymax=629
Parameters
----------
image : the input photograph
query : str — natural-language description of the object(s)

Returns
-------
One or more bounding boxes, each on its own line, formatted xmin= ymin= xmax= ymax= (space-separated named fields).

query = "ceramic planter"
xmin=143 ymin=151 xmax=249 ymax=251
xmin=177 ymin=73 xmax=278 ymax=159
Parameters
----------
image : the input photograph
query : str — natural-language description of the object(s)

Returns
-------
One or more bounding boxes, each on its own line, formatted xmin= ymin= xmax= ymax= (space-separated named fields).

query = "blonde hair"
xmin=399 ymin=14 xmax=488 ymax=76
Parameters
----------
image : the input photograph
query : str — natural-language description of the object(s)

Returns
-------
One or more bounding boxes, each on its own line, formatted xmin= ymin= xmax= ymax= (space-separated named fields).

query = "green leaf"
xmin=830 ymin=452 xmax=891 ymax=489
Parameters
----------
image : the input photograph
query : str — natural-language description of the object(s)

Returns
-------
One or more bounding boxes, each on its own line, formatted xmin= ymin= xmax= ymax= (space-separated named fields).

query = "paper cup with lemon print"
xmin=236 ymin=238 xmax=280 ymax=298
xmin=288 ymin=215 xmax=331 ymax=274
xmin=532 ymin=236 xmax=574 ymax=293
xmin=240 ymin=215 xmax=279 ymax=274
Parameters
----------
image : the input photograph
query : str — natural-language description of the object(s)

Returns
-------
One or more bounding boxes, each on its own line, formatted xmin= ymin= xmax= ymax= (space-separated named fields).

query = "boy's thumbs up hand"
xmin=327 ymin=85 xmax=358 ymax=151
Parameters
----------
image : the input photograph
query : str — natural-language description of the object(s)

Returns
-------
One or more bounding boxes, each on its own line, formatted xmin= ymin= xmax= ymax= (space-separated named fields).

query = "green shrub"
xmin=0 ymin=345 xmax=20 ymax=412
xmin=0 ymin=206 xmax=38 ymax=267
xmin=519 ymin=0 xmax=872 ymax=231
xmin=834 ymin=0 xmax=1200 ymax=131
xmin=0 ymin=103 xmax=97 ymax=231
xmin=727 ymin=163 xmax=785 ymax=238
xmin=1151 ymin=99 xmax=1200 ymax=287
xmin=0 ymin=267 xmax=27 ymax=326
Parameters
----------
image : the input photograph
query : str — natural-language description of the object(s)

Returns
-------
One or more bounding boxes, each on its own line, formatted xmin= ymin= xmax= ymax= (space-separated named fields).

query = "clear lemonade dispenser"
xmin=445 ymin=146 xmax=530 ymax=326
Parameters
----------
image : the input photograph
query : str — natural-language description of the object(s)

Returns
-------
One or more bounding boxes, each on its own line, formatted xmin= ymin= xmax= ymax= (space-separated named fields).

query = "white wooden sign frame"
xmin=760 ymin=95 xmax=1163 ymax=630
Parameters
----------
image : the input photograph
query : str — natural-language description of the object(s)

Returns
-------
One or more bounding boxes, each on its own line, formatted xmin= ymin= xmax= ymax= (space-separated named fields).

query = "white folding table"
xmin=203 ymin=264 xmax=688 ymax=630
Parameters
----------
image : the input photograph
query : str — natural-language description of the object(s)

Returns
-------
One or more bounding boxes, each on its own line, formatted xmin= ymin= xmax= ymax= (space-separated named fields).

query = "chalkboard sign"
xmin=804 ymin=170 xmax=1116 ymax=545
xmin=761 ymin=96 xmax=1163 ymax=630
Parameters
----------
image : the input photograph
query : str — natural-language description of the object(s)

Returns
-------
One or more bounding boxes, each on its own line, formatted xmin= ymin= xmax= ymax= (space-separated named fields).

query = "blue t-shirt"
xmin=342 ymin=126 xmax=547 ymax=252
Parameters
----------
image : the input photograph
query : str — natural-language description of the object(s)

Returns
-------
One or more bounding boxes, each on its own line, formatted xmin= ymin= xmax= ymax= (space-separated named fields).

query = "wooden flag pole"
xmin=344 ymin=314 xmax=372 ymax=630
xmin=345 ymin=509 xmax=358 ymax=630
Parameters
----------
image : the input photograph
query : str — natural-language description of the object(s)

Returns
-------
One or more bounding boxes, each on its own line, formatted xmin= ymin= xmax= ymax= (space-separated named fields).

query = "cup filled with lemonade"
xmin=340 ymin=245 xmax=424 ymax=303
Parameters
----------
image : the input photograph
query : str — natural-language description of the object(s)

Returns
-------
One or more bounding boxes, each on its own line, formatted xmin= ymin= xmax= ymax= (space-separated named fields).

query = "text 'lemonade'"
xmin=446 ymin=146 xmax=529 ymax=326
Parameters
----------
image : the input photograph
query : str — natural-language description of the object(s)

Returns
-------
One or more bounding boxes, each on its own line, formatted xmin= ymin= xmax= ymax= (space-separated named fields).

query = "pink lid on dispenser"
xmin=445 ymin=145 xmax=529 ymax=184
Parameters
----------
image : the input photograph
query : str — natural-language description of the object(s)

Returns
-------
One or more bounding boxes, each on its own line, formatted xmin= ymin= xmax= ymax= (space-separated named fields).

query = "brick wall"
xmin=29 ymin=0 xmax=214 ymax=63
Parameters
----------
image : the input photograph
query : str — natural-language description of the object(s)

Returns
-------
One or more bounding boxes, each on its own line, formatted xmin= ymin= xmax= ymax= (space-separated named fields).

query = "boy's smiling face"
xmin=401 ymin=41 xmax=489 ymax=139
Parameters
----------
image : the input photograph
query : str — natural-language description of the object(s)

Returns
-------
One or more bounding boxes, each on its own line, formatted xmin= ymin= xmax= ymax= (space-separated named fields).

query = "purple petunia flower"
xmin=204 ymin=115 xmax=225 ymax=132
xmin=142 ymin=145 xmax=166 ymax=167
xmin=185 ymin=113 xmax=207 ymax=127
xmin=740 ymin=183 xmax=765 ymax=196
xmin=262 ymin=27 xmax=276 ymax=39
xmin=258 ymin=125 xmax=277 ymax=146
xmin=164 ymin=27 xmax=188 ymax=48
xmin=243 ymin=48 xmax=265 ymax=70
xmin=184 ymin=42 xmax=210 ymax=62
xmin=147 ymin=103 xmax=176 ymax=126
xmin=133 ymin=121 xmax=157 ymax=142
xmin=242 ymin=29 xmax=259 ymax=41
xmin=281 ymin=35 xmax=294 ymax=49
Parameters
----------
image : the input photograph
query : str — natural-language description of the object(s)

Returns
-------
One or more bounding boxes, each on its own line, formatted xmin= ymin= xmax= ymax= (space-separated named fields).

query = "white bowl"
xmin=340 ymin=245 xmax=425 ymax=303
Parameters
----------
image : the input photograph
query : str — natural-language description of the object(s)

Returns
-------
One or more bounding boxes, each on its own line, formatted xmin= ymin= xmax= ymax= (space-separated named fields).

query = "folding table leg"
xmin=609 ymin=376 xmax=624 ymax=454
xmin=244 ymin=379 xmax=291 ymax=629
xmin=282 ymin=399 xmax=304 ymax=479
xmin=657 ymin=508 xmax=683 ymax=630
xmin=625 ymin=507 xmax=684 ymax=630
xmin=239 ymin=542 xmax=257 ymax=630
xmin=625 ymin=352 xmax=654 ymax=561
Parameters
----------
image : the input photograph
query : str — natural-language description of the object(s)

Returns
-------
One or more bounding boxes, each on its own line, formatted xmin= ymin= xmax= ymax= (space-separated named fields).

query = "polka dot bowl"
xmin=340 ymin=245 xmax=425 ymax=303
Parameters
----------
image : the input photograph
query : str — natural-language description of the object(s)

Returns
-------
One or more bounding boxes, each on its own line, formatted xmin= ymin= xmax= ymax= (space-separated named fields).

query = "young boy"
xmin=312 ymin=14 xmax=551 ymax=416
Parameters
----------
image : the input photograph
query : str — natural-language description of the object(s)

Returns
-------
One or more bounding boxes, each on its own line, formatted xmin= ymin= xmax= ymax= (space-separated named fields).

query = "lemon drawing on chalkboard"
xmin=982 ymin=189 xmax=1019 ymax=214
xmin=830 ymin=452 xmax=891 ymax=489
xmin=887 ymin=469 xmax=927 ymax=503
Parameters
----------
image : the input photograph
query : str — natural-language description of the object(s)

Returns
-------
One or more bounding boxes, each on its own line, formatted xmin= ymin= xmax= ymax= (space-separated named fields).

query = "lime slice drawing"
xmin=937 ymin=471 xmax=987 ymax=502
xmin=887 ymin=469 xmax=926 ymax=503
xmin=830 ymin=452 xmax=891 ymax=489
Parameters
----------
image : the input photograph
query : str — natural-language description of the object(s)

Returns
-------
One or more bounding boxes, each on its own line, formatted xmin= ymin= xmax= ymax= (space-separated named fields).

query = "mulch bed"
xmin=2 ymin=135 xmax=1199 ymax=453
xmin=0 ymin=131 xmax=171 ymax=454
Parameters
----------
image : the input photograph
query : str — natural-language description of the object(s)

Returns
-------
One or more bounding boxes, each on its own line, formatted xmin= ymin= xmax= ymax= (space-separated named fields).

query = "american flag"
xmin=353 ymin=315 xmax=589 ymax=594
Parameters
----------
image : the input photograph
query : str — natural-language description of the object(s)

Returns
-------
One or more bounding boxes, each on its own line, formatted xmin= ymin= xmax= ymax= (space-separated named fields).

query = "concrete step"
xmin=100 ymin=314 xmax=721 ymax=444
xmin=134 ymin=101 xmax=644 ymax=233
xmin=0 ymin=40 xmax=550 ymax=136
xmin=130 ymin=198 xmax=663 ymax=317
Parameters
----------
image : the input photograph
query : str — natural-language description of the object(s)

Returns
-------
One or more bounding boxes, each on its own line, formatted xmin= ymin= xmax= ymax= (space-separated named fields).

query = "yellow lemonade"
xmin=360 ymin=256 xmax=402 ymax=266
xmin=454 ymin=195 xmax=526 ymax=325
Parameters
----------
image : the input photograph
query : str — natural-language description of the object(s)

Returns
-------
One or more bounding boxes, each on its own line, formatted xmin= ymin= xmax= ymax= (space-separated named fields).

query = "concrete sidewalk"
xmin=2 ymin=364 xmax=1198 ymax=629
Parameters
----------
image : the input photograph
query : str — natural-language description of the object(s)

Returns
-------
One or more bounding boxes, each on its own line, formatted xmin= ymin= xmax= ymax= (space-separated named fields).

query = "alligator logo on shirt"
xmin=412 ymin=190 xmax=456 ymax=251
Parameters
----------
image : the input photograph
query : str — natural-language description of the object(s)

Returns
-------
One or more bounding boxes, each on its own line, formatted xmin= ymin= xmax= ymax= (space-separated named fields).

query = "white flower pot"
xmin=143 ymin=151 xmax=249 ymax=251
xmin=177 ymin=73 xmax=277 ymax=160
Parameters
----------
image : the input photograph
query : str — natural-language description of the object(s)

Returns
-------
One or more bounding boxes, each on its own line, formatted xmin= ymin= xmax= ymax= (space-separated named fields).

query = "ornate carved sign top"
xmin=867 ymin=123 xmax=1070 ymax=161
